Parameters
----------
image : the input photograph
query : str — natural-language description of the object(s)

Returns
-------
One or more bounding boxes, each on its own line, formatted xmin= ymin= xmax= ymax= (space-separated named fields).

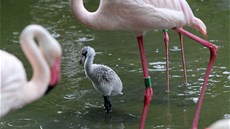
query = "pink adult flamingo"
xmin=206 ymin=119 xmax=230 ymax=129
xmin=0 ymin=24 xmax=62 ymax=117
xmin=71 ymin=0 xmax=218 ymax=129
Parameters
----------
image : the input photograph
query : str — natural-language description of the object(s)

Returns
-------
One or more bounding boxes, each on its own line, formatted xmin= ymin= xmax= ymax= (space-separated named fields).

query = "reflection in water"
xmin=103 ymin=114 xmax=126 ymax=129
xmin=166 ymin=96 xmax=172 ymax=129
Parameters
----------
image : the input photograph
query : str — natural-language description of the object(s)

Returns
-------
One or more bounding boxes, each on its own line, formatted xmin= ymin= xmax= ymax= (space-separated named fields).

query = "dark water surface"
xmin=0 ymin=0 xmax=229 ymax=129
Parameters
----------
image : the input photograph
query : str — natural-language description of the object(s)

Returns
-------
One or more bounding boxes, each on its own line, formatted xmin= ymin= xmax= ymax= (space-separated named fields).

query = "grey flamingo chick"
xmin=80 ymin=46 xmax=123 ymax=113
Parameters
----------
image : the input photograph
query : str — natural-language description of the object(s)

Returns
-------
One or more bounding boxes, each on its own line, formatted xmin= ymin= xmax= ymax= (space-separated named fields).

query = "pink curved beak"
xmin=198 ymin=26 xmax=208 ymax=39
xmin=50 ymin=58 xmax=61 ymax=87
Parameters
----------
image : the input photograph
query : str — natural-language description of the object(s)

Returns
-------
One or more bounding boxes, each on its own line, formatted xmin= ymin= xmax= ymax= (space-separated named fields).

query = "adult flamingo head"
xmin=38 ymin=29 xmax=62 ymax=93
xmin=191 ymin=17 xmax=207 ymax=37
xmin=20 ymin=25 xmax=62 ymax=94
xmin=0 ymin=25 xmax=63 ymax=117
xmin=39 ymin=32 xmax=62 ymax=89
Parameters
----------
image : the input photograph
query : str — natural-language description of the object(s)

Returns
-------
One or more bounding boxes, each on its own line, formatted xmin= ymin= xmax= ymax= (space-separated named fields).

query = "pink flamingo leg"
xmin=137 ymin=36 xmax=153 ymax=129
xmin=178 ymin=31 xmax=188 ymax=84
xmin=163 ymin=30 xmax=170 ymax=93
xmin=173 ymin=28 xmax=218 ymax=129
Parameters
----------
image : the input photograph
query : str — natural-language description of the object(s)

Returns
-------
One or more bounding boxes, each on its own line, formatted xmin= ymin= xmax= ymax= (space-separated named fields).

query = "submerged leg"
xmin=137 ymin=36 xmax=153 ymax=129
xmin=173 ymin=28 xmax=218 ymax=129
xmin=163 ymin=29 xmax=170 ymax=93
xmin=103 ymin=95 xmax=112 ymax=113
xmin=178 ymin=30 xmax=188 ymax=84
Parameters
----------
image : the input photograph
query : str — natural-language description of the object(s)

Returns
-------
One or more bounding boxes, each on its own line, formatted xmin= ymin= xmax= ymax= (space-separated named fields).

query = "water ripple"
xmin=1 ymin=118 xmax=37 ymax=128
xmin=64 ymin=89 xmax=94 ymax=100
xmin=84 ymin=102 xmax=102 ymax=109
xmin=149 ymin=61 xmax=166 ymax=72
xmin=170 ymin=46 xmax=181 ymax=52
xmin=75 ymin=35 xmax=95 ymax=43
xmin=223 ymin=71 xmax=230 ymax=74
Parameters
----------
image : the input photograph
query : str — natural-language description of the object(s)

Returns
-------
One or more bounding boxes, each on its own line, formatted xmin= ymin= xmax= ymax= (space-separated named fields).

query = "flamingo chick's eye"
xmin=81 ymin=48 xmax=88 ymax=56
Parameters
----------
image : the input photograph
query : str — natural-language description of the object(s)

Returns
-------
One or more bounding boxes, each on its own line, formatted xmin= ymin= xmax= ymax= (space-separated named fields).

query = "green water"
xmin=0 ymin=0 xmax=229 ymax=129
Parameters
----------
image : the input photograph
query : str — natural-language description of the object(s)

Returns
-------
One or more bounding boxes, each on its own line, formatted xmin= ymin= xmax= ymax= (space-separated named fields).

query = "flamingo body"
xmin=72 ymin=0 xmax=206 ymax=36
xmin=0 ymin=50 xmax=27 ymax=116
xmin=86 ymin=64 xmax=123 ymax=96
xmin=0 ymin=25 xmax=62 ymax=117
xmin=206 ymin=119 xmax=230 ymax=129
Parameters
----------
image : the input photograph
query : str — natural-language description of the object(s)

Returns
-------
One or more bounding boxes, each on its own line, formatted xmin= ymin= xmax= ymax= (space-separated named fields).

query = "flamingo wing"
xmin=0 ymin=50 xmax=27 ymax=117
xmin=95 ymin=0 xmax=187 ymax=30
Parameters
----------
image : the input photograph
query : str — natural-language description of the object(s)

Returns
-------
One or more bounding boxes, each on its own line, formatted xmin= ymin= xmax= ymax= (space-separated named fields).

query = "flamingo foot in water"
xmin=173 ymin=27 xmax=218 ymax=129
xmin=103 ymin=95 xmax=112 ymax=113
xmin=137 ymin=36 xmax=153 ymax=129
xmin=163 ymin=29 xmax=170 ymax=93
xmin=178 ymin=30 xmax=188 ymax=85
xmin=139 ymin=87 xmax=153 ymax=129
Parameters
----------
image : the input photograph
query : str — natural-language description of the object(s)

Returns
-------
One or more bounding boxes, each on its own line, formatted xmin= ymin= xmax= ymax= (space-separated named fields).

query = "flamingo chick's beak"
xmin=46 ymin=58 xmax=61 ymax=94
xmin=79 ymin=55 xmax=86 ymax=65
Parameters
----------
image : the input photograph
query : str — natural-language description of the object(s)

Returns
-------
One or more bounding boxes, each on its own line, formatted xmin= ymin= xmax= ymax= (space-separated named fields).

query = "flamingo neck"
xmin=84 ymin=55 xmax=94 ymax=79
xmin=20 ymin=26 xmax=50 ymax=103
xmin=71 ymin=0 xmax=97 ymax=29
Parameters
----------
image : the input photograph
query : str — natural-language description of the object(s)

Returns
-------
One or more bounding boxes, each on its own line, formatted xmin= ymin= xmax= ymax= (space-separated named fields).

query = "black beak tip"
xmin=45 ymin=85 xmax=55 ymax=95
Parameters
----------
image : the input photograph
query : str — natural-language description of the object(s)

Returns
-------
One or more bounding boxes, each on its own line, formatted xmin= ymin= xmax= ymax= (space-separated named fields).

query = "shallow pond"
xmin=0 ymin=0 xmax=229 ymax=129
